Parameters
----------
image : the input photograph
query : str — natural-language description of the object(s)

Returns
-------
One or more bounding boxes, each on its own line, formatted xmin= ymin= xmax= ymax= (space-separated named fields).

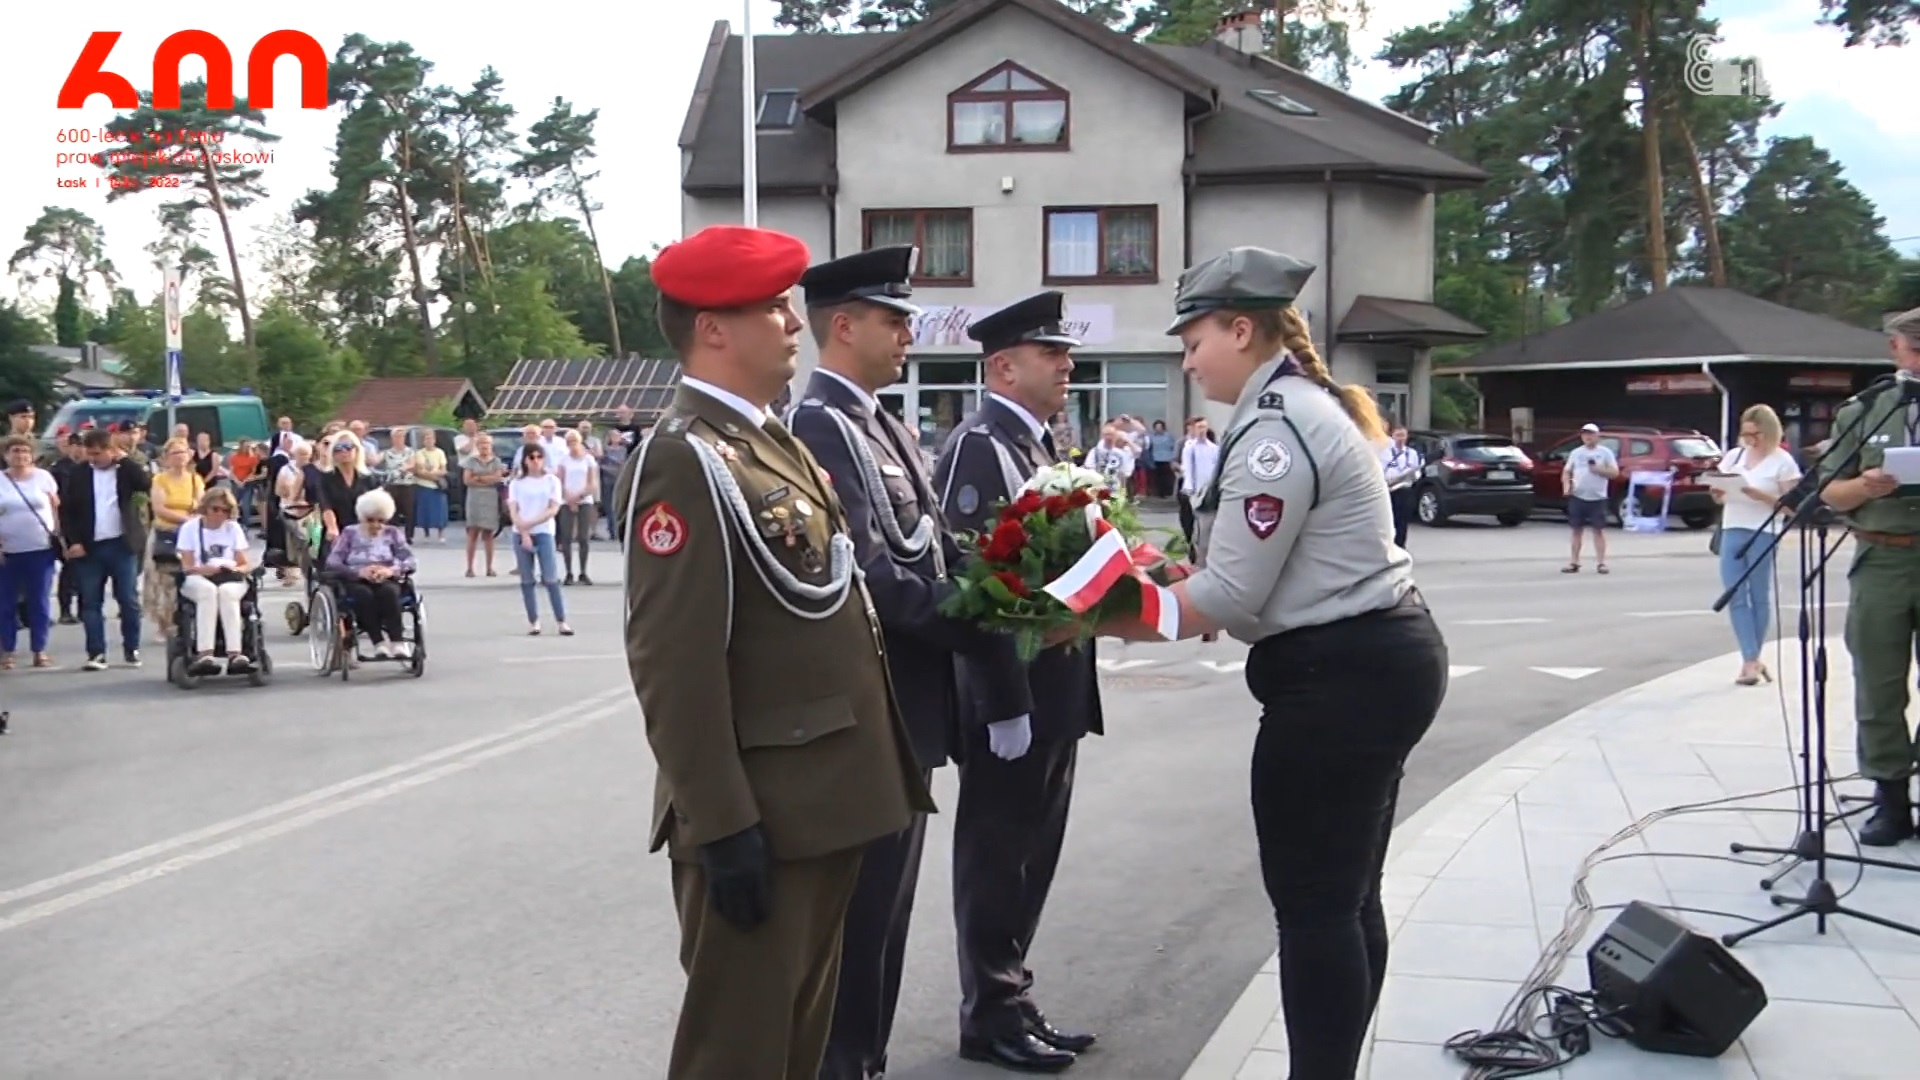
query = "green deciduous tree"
xmin=8 ymin=207 xmax=118 ymax=347
xmin=0 ymin=303 xmax=62 ymax=416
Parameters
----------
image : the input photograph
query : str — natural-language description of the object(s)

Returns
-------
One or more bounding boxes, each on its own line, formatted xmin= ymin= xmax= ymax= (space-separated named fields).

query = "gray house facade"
xmin=677 ymin=0 xmax=1486 ymax=444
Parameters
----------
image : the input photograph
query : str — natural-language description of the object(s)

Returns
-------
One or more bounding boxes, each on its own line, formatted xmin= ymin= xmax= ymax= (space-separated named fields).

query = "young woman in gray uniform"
xmin=1103 ymin=247 xmax=1449 ymax=1080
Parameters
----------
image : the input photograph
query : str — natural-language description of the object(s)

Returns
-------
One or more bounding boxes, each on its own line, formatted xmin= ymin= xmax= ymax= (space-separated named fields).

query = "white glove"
xmin=987 ymin=716 xmax=1032 ymax=761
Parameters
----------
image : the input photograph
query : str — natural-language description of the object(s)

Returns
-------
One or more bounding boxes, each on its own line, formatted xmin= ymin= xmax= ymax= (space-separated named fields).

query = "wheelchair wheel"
xmin=168 ymin=655 xmax=201 ymax=690
xmin=285 ymin=600 xmax=307 ymax=636
xmin=408 ymin=595 xmax=427 ymax=677
xmin=307 ymin=589 xmax=337 ymax=673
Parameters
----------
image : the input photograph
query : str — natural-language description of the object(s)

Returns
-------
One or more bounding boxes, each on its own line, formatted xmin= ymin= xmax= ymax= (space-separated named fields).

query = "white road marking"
xmin=0 ymin=700 xmax=630 ymax=934
xmin=1456 ymin=617 xmax=1552 ymax=626
xmin=501 ymin=653 xmax=627 ymax=664
xmin=1531 ymin=667 xmax=1603 ymax=680
xmin=0 ymin=686 xmax=628 ymax=911
xmin=1626 ymin=610 xmax=1710 ymax=618
xmin=1097 ymin=659 xmax=1155 ymax=671
xmin=1448 ymin=666 xmax=1484 ymax=678
xmin=1199 ymin=660 xmax=1247 ymax=674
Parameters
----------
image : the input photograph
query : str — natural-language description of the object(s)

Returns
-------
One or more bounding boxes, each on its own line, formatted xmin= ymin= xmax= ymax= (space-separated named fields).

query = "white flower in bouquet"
xmin=1021 ymin=462 xmax=1110 ymax=497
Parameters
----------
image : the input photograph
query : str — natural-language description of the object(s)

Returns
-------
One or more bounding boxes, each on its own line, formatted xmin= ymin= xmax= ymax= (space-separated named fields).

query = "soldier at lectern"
xmin=786 ymin=245 xmax=1033 ymax=1080
xmin=612 ymin=224 xmax=933 ymax=1079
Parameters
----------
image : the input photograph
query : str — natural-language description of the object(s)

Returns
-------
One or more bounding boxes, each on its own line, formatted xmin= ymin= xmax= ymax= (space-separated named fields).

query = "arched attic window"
xmin=947 ymin=60 xmax=1069 ymax=152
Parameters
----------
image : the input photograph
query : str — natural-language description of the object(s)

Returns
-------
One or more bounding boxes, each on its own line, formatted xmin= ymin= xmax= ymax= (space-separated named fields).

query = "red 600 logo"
xmin=57 ymin=30 xmax=328 ymax=111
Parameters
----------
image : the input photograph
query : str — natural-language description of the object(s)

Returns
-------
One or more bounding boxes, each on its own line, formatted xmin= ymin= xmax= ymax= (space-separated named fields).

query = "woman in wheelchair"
xmin=323 ymin=488 xmax=418 ymax=659
xmin=177 ymin=488 xmax=255 ymax=675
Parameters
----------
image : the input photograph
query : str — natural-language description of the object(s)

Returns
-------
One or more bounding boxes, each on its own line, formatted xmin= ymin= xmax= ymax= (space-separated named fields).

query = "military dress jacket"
xmin=787 ymin=372 xmax=1032 ymax=770
xmin=1823 ymin=385 xmax=1920 ymax=535
xmin=615 ymin=383 xmax=935 ymax=863
xmin=933 ymin=396 xmax=1104 ymax=744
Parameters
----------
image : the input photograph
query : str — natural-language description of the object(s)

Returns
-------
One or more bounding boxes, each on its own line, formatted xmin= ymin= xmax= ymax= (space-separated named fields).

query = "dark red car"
xmin=1529 ymin=425 xmax=1723 ymax=530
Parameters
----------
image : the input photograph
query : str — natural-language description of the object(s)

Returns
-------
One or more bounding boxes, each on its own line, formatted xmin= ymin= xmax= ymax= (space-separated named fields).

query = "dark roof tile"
xmin=1450 ymin=288 xmax=1894 ymax=372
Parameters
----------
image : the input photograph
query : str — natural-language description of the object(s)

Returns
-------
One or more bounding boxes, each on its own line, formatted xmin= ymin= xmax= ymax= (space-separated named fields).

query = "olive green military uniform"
xmin=1825 ymin=391 xmax=1920 ymax=786
xmin=615 ymin=382 xmax=934 ymax=1080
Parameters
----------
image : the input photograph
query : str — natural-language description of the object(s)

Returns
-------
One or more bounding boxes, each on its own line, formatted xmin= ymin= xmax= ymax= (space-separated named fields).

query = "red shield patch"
xmin=638 ymin=502 xmax=688 ymax=556
xmin=1244 ymin=494 xmax=1284 ymax=539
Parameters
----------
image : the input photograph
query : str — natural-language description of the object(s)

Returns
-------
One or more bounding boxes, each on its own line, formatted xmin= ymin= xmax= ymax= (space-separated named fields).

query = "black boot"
xmin=1858 ymin=780 xmax=1916 ymax=847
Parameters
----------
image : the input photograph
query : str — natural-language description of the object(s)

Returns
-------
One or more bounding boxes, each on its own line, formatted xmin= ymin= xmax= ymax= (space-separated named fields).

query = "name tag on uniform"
xmin=880 ymin=464 xmax=905 ymax=477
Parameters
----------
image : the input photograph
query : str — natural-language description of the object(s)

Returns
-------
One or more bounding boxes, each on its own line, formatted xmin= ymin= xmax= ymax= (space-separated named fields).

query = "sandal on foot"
xmin=1597 ymin=564 xmax=1610 ymax=575
xmin=0 ymin=654 xmax=14 ymax=671
xmin=32 ymin=653 xmax=53 ymax=668
xmin=1561 ymin=563 xmax=1580 ymax=573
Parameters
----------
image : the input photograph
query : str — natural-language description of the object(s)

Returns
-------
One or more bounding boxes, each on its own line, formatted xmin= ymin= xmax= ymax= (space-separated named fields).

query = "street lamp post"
xmin=741 ymin=0 xmax=759 ymax=227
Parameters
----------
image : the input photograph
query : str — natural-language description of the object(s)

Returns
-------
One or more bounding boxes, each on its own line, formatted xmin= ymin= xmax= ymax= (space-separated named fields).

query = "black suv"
xmin=1407 ymin=430 xmax=1536 ymax=527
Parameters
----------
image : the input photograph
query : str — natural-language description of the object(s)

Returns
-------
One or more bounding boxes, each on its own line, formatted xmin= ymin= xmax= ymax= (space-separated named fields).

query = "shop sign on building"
xmin=1624 ymin=372 xmax=1716 ymax=394
xmin=1787 ymin=371 xmax=1854 ymax=392
xmin=911 ymin=304 xmax=1115 ymax=348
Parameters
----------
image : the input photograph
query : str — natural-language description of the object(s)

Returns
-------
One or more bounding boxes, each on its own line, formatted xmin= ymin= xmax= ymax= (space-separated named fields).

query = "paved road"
xmin=0 ymin=520 xmax=1841 ymax=1078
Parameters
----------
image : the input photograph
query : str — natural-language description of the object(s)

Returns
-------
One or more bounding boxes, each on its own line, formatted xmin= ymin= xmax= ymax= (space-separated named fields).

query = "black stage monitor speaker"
xmin=1587 ymin=900 xmax=1767 ymax=1057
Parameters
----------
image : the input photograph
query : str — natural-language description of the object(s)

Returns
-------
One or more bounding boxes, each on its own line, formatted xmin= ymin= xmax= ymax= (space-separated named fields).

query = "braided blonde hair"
xmin=1214 ymin=307 xmax=1386 ymax=442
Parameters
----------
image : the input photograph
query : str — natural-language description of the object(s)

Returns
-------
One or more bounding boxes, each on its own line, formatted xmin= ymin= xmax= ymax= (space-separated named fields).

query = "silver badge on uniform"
xmin=1246 ymin=438 xmax=1293 ymax=481
xmin=956 ymin=485 xmax=980 ymax=515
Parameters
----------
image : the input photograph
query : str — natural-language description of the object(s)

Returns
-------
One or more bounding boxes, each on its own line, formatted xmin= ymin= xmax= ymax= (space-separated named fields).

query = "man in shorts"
xmin=1563 ymin=423 xmax=1618 ymax=574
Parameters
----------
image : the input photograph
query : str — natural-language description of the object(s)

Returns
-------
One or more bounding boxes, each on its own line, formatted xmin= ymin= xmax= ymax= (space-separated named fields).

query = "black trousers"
xmin=953 ymin=735 xmax=1077 ymax=1040
xmin=1245 ymin=602 xmax=1446 ymax=1080
xmin=56 ymin=557 xmax=77 ymax=617
xmin=820 ymin=770 xmax=933 ymax=1080
xmin=386 ymin=483 xmax=418 ymax=542
xmin=343 ymin=579 xmax=405 ymax=643
xmin=1389 ymin=487 xmax=1413 ymax=547
xmin=1177 ymin=494 xmax=1196 ymax=548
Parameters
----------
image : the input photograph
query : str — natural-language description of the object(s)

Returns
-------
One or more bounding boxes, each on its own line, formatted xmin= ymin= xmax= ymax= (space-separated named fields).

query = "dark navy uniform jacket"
xmin=788 ymin=370 xmax=1032 ymax=769
xmin=934 ymin=395 xmax=1104 ymax=744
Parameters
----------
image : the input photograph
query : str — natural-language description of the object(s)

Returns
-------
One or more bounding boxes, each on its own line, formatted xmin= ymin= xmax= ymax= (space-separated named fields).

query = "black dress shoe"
xmin=1026 ymin=1019 xmax=1097 ymax=1053
xmin=959 ymin=1033 xmax=1075 ymax=1073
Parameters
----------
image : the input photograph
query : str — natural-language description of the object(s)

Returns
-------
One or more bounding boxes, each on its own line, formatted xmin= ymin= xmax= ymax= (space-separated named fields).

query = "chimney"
xmin=1214 ymin=8 xmax=1263 ymax=54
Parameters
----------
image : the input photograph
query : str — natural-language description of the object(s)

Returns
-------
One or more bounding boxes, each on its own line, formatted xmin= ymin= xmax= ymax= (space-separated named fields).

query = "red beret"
xmin=652 ymin=225 xmax=811 ymax=310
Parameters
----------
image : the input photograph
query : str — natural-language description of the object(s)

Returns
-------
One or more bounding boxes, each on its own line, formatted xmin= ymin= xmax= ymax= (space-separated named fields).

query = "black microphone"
xmin=1846 ymin=369 xmax=1916 ymax=405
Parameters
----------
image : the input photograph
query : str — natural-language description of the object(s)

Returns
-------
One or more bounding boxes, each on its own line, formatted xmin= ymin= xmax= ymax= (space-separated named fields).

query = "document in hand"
xmin=1882 ymin=446 xmax=1920 ymax=486
xmin=1702 ymin=472 xmax=1747 ymax=493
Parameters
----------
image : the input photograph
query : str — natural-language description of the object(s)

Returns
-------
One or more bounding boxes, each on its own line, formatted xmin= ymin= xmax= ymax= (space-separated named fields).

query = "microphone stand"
xmin=1712 ymin=377 xmax=1920 ymax=947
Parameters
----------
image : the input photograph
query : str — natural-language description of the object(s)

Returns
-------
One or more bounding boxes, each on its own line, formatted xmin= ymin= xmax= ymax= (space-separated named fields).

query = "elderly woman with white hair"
xmin=323 ymin=488 xmax=418 ymax=658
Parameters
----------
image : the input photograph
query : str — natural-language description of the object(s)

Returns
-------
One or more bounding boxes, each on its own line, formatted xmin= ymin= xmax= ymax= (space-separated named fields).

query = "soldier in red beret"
xmin=613 ymin=226 xmax=933 ymax=1079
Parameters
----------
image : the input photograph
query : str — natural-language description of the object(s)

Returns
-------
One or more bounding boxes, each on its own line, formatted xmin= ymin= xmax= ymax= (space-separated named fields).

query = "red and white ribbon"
xmin=1038 ymin=502 xmax=1180 ymax=639
xmin=1042 ymin=505 xmax=1133 ymax=612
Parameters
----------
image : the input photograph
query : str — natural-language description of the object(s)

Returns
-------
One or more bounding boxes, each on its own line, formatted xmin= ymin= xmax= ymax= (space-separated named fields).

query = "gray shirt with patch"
xmin=1185 ymin=359 xmax=1415 ymax=642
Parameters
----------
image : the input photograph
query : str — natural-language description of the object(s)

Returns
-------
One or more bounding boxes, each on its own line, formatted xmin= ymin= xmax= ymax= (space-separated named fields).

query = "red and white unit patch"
xmin=1244 ymin=495 xmax=1284 ymax=539
xmin=638 ymin=502 xmax=688 ymax=556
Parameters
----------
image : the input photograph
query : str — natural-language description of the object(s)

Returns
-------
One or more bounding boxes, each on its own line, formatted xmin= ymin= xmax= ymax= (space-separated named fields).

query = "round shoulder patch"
xmin=638 ymin=502 xmax=688 ymax=556
xmin=1245 ymin=438 xmax=1293 ymax=482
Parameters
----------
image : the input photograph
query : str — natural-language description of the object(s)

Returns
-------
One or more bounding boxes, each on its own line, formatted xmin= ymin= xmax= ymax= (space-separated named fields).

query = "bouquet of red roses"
xmin=941 ymin=462 xmax=1189 ymax=662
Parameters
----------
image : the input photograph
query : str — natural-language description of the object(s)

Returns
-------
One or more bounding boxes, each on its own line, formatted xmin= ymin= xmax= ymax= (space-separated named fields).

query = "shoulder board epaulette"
xmin=1256 ymin=391 xmax=1286 ymax=411
xmin=969 ymin=424 xmax=991 ymax=435
xmin=797 ymin=397 xmax=824 ymax=408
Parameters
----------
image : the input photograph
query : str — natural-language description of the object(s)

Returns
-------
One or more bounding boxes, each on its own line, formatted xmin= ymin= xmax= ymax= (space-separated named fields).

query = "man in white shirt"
xmin=1563 ymin=423 xmax=1620 ymax=573
xmin=1380 ymin=426 xmax=1424 ymax=547
xmin=1178 ymin=419 xmax=1220 ymax=548
xmin=54 ymin=428 xmax=147 ymax=669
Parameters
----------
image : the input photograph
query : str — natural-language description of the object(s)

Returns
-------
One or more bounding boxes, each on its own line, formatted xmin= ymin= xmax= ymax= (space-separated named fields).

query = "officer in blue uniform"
xmin=934 ymin=291 xmax=1102 ymax=1074
xmin=787 ymin=246 xmax=1032 ymax=1080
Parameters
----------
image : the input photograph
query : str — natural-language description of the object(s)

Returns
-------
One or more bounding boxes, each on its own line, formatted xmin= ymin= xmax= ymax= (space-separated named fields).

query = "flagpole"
xmin=741 ymin=0 xmax=759 ymax=226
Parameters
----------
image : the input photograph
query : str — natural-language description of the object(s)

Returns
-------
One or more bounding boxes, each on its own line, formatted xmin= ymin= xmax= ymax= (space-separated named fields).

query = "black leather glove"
xmin=699 ymin=825 xmax=773 ymax=931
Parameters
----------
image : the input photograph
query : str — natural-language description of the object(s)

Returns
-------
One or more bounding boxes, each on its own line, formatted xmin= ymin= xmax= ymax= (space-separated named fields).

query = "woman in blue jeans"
xmin=1714 ymin=405 xmax=1801 ymax=685
xmin=0 ymin=435 xmax=61 ymax=668
xmin=505 ymin=443 xmax=571 ymax=636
